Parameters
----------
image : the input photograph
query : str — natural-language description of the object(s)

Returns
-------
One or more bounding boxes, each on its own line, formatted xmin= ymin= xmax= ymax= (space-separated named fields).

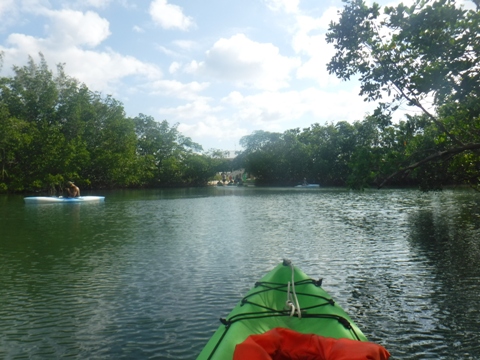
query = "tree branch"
xmin=378 ymin=142 xmax=480 ymax=188
xmin=367 ymin=16 xmax=465 ymax=147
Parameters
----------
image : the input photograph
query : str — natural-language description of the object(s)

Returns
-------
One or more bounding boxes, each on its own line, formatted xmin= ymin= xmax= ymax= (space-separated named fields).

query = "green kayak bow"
xmin=197 ymin=260 xmax=372 ymax=360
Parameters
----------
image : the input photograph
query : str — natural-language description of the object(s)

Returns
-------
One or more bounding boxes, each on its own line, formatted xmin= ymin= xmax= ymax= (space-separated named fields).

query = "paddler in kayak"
xmin=66 ymin=181 xmax=80 ymax=198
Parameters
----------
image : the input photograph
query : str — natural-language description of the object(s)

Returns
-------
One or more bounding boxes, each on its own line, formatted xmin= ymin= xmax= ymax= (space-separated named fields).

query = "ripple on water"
xmin=1 ymin=189 xmax=480 ymax=359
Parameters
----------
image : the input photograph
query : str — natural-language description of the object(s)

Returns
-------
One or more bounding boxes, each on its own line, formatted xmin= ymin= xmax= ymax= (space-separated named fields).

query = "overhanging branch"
xmin=378 ymin=143 xmax=480 ymax=188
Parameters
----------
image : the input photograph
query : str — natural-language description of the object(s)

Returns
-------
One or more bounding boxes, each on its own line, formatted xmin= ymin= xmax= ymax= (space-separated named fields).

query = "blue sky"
xmin=0 ymin=0 xmax=472 ymax=151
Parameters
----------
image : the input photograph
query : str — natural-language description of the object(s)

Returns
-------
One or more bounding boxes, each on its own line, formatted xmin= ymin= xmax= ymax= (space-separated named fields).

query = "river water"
xmin=1 ymin=187 xmax=479 ymax=359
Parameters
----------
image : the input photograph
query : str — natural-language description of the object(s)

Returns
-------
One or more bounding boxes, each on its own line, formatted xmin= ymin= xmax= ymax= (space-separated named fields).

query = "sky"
xmin=0 ymin=0 xmax=473 ymax=151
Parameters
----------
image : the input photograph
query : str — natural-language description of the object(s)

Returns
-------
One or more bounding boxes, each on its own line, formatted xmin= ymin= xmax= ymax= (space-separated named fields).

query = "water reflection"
xmin=0 ymin=189 xmax=479 ymax=359
xmin=405 ymin=194 xmax=480 ymax=358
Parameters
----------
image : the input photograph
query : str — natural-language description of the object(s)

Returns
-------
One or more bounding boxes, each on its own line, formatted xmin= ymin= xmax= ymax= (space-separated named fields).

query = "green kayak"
xmin=197 ymin=260 xmax=389 ymax=360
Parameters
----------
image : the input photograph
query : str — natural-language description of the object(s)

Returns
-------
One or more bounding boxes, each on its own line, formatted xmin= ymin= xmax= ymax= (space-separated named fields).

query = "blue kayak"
xmin=24 ymin=196 xmax=105 ymax=204
xmin=295 ymin=184 xmax=320 ymax=188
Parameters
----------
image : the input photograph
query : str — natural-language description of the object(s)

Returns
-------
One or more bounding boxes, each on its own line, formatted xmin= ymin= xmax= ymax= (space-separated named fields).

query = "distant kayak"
xmin=24 ymin=196 xmax=105 ymax=204
xmin=197 ymin=260 xmax=390 ymax=360
xmin=295 ymin=183 xmax=320 ymax=188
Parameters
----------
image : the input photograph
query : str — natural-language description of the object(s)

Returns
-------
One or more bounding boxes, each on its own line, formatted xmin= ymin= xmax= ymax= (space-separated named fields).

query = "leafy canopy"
xmin=326 ymin=0 xmax=480 ymax=188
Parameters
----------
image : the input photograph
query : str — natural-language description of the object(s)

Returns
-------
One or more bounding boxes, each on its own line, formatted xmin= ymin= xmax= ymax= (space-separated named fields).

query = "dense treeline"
xmin=237 ymin=0 xmax=480 ymax=190
xmin=0 ymin=54 xmax=230 ymax=193
xmin=2 ymin=0 xmax=479 ymax=193
xmin=237 ymin=113 xmax=470 ymax=189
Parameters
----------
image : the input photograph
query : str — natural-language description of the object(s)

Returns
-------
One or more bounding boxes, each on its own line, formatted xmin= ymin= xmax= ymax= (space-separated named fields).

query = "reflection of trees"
xmin=408 ymin=202 xmax=480 ymax=278
xmin=406 ymin=198 xmax=480 ymax=358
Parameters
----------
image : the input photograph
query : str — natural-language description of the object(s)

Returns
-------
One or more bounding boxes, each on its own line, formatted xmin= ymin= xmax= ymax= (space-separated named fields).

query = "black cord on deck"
xmin=205 ymin=273 xmax=361 ymax=359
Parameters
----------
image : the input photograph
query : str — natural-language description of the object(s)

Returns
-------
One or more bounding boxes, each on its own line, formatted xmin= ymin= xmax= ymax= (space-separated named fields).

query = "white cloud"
xmin=0 ymin=7 xmax=162 ymax=96
xmin=159 ymin=84 xmax=376 ymax=149
xmin=156 ymin=44 xmax=179 ymax=57
xmin=149 ymin=0 xmax=195 ymax=31
xmin=63 ymin=49 xmax=162 ymax=92
xmin=148 ymin=79 xmax=210 ymax=100
xmin=43 ymin=9 xmax=111 ymax=48
xmin=264 ymin=0 xmax=299 ymax=14
xmin=191 ymin=34 xmax=300 ymax=91
xmin=288 ymin=7 xmax=342 ymax=86
xmin=133 ymin=25 xmax=144 ymax=33
xmin=179 ymin=119 xmax=250 ymax=149
xmin=460 ymin=0 xmax=476 ymax=10
xmin=5 ymin=32 xmax=46 ymax=56
xmin=158 ymin=99 xmax=249 ymax=148
xmin=172 ymin=86 xmax=377 ymax=149
xmin=82 ymin=0 xmax=113 ymax=8
xmin=172 ymin=39 xmax=197 ymax=51
xmin=294 ymin=7 xmax=338 ymax=40
xmin=156 ymin=40 xmax=198 ymax=59
xmin=294 ymin=33 xmax=338 ymax=86
xmin=0 ymin=0 xmax=19 ymax=31
xmin=169 ymin=61 xmax=180 ymax=73
xmin=0 ymin=0 xmax=15 ymax=17
xmin=160 ymin=99 xmax=222 ymax=119
xmin=222 ymin=87 xmax=375 ymax=129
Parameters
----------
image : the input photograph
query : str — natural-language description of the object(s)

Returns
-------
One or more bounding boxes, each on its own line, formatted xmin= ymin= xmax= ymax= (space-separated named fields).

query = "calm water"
xmin=1 ymin=187 xmax=479 ymax=359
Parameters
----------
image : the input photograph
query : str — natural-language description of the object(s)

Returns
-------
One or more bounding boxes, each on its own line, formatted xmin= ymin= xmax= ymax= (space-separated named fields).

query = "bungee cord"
xmin=285 ymin=260 xmax=302 ymax=318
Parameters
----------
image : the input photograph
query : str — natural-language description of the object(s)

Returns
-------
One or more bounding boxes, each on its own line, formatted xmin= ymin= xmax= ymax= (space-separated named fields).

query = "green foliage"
xmin=132 ymin=114 xmax=210 ymax=187
xmin=240 ymin=130 xmax=310 ymax=186
xmin=324 ymin=0 xmax=480 ymax=190
xmin=326 ymin=0 xmax=478 ymax=106
xmin=5 ymin=22 xmax=480 ymax=193
xmin=0 ymin=54 xmax=220 ymax=192
xmin=181 ymin=153 xmax=219 ymax=186
xmin=236 ymin=106 xmax=478 ymax=189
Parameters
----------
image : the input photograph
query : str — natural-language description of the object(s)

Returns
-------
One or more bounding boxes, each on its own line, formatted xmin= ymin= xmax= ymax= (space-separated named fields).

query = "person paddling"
xmin=66 ymin=181 xmax=80 ymax=198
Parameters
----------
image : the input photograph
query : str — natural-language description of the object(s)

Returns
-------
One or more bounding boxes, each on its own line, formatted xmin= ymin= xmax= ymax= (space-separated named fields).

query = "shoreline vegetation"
xmin=0 ymin=53 xmax=478 ymax=194
xmin=2 ymin=1 xmax=480 ymax=194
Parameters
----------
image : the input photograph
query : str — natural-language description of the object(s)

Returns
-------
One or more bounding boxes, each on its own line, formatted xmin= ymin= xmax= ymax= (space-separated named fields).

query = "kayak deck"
xmin=197 ymin=260 xmax=368 ymax=359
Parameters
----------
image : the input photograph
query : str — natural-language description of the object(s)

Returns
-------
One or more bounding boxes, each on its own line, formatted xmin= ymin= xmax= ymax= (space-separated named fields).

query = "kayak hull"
xmin=24 ymin=196 xmax=105 ymax=204
xmin=197 ymin=261 xmax=368 ymax=360
xmin=295 ymin=184 xmax=320 ymax=188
